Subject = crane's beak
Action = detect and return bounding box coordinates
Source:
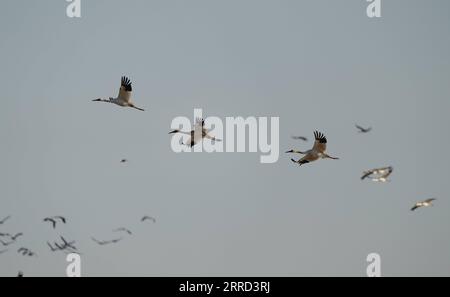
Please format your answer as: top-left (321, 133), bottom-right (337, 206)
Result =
top-left (92, 98), bottom-right (101, 102)
top-left (168, 130), bottom-right (178, 134)
top-left (285, 150), bottom-right (294, 153)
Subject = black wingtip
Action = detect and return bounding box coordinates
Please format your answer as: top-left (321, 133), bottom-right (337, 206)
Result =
top-left (121, 76), bottom-right (132, 92)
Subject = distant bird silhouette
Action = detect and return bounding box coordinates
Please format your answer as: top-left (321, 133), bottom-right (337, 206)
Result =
top-left (355, 124), bottom-right (372, 133)
top-left (10, 233), bottom-right (23, 241)
top-left (0, 216), bottom-right (11, 225)
top-left (17, 271), bottom-right (23, 277)
top-left (47, 236), bottom-right (78, 253)
top-left (113, 228), bottom-right (133, 235)
top-left (43, 216), bottom-right (66, 229)
top-left (411, 198), bottom-right (437, 211)
top-left (17, 248), bottom-right (36, 257)
top-left (291, 136), bottom-right (308, 141)
top-left (141, 216), bottom-right (156, 223)
top-left (91, 237), bottom-right (123, 246)
top-left (361, 166), bottom-right (393, 182)
top-left (287, 131), bottom-right (339, 166)
top-left (120, 159), bottom-right (128, 163)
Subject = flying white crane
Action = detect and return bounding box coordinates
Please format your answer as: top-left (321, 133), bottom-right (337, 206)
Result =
top-left (286, 131), bottom-right (339, 166)
top-left (169, 118), bottom-right (221, 147)
top-left (361, 166), bottom-right (393, 182)
top-left (411, 198), bottom-right (437, 211)
top-left (93, 76), bottom-right (145, 111)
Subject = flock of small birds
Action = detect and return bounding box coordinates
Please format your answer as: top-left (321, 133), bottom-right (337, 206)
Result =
top-left (0, 214), bottom-right (156, 276)
top-left (1, 75), bottom-right (438, 276)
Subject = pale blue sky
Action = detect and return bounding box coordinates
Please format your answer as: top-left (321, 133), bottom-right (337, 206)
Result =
top-left (0, 0), bottom-right (449, 276)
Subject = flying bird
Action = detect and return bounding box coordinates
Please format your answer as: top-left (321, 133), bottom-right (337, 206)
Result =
top-left (286, 131), bottom-right (339, 166)
top-left (93, 76), bottom-right (145, 111)
top-left (10, 233), bottom-right (23, 241)
top-left (361, 166), bottom-right (393, 182)
top-left (141, 216), bottom-right (156, 223)
top-left (291, 136), bottom-right (308, 141)
top-left (0, 216), bottom-right (11, 225)
top-left (60, 236), bottom-right (78, 251)
top-left (411, 198), bottom-right (437, 211)
top-left (49, 238), bottom-right (79, 254)
top-left (355, 124), bottom-right (372, 133)
top-left (17, 248), bottom-right (36, 257)
top-left (120, 159), bottom-right (128, 163)
top-left (169, 118), bottom-right (221, 148)
top-left (113, 228), bottom-right (133, 235)
top-left (43, 216), bottom-right (66, 229)
top-left (91, 237), bottom-right (123, 246)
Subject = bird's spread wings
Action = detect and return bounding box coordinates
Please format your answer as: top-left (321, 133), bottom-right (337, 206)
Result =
top-left (118, 76), bottom-right (132, 102)
top-left (361, 166), bottom-right (393, 180)
top-left (425, 198), bottom-right (436, 203)
top-left (312, 131), bottom-right (327, 153)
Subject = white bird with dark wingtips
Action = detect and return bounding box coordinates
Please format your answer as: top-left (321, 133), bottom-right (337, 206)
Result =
top-left (411, 198), bottom-right (437, 211)
top-left (169, 118), bottom-right (221, 147)
top-left (93, 76), bottom-right (145, 111)
top-left (286, 131), bottom-right (339, 166)
top-left (361, 166), bottom-right (393, 182)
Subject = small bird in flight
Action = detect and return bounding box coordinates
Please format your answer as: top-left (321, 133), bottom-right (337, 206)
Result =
top-left (91, 237), bottom-right (123, 246)
top-left (355, 124), bottom-right (372, 133)
top-left (411, 198), bottom-right (437, 211)
top-left (17, 248), bottom-right (36, 257)
top-left (0, 216), bottom-right (11, 225)
top-left (10, 233), bottom-right (23, 241)
top-left (120, 159), bottom-right (128, 163)
top-left (93, 76), bottom-right (145, 111)
top-left (43, 216), bottom-right (66, 229)
top-left (287, 131), bottom-right (339, 166)
top-left (361, 166), bottom-right (393, 182)
top-left (141, 216), bottom-right (156, 223)
top-left (113, 227), bottom-right (133, 236)
top-left (47, 242), bottom-right (58, 252)
top-left (291, 136), bottom-right (308, 141)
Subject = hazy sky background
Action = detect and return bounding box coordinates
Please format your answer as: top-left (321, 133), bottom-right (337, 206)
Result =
top-left (1, 0), bottom-right (449, 276)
